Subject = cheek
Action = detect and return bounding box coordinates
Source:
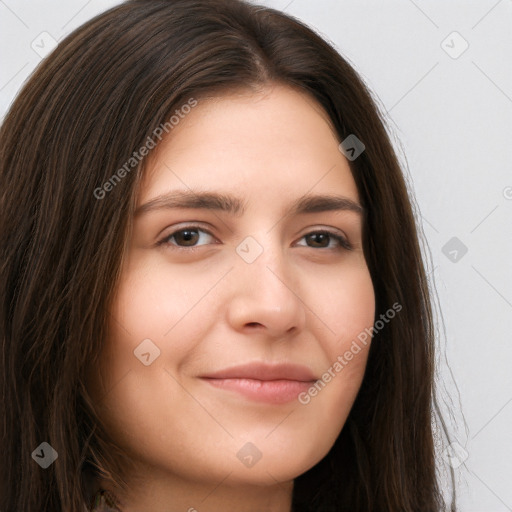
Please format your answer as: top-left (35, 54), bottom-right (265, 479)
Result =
top-left (112, 258), bottom-right (180, 335)
top-left (320, 261), bottom-right (376, 347)
top-left (108, 256), bottom-right (222, 358)
top-left (303, 263), bottom-right (375, 425)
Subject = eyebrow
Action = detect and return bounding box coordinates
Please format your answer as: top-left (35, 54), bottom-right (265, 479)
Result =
top-left (134, 190), bottom-right (363, 218)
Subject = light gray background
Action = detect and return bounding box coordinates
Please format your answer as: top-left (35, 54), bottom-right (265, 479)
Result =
top-left (1, 1), bottom-right (511, 510)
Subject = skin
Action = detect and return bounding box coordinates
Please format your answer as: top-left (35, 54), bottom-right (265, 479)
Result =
top-left (86, 84), bottom-right (375, 512)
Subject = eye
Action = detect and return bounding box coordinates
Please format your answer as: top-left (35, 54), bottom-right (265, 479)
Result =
top-left (156, 226), bottom-right (352, 251)
top-left (296, 230), bottom-right (352, 251)
top-left (157, 225), bottom-right (217, 249)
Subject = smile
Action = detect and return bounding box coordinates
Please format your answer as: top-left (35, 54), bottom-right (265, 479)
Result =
top-left (200, 362), bottom-right (318, 404)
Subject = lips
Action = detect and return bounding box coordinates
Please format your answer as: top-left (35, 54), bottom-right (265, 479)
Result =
top-left (201, 362), bottom-right (318, 381)
top-left (200, 362), bottom-right (318, 404)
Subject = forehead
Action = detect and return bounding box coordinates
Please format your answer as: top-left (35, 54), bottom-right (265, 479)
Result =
top-left (137, 84), bottom-right (359, 208)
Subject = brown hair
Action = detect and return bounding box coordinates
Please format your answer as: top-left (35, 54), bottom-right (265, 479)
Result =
top-left (0, 0), bottom-right (456, 510)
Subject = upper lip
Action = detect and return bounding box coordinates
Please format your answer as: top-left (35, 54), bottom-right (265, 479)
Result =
top-left (200, 362), bottom-right (317, 382)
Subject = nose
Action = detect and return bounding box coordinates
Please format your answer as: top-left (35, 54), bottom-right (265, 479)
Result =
top-left (225, 241), bottom-right (307, 339)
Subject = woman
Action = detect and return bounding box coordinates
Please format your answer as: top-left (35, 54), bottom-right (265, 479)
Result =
top-left (0, 0), bottom-right (457, 510)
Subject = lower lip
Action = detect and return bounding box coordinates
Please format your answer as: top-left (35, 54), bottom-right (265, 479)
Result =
top-left (201, 377), bottom-right (314, 404)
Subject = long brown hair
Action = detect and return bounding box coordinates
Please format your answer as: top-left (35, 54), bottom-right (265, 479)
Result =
top-left (0, 0), bottom-right (457, 510)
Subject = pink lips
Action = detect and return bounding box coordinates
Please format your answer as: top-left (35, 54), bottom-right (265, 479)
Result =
top-left (200, 363), bottom-right (317, 404)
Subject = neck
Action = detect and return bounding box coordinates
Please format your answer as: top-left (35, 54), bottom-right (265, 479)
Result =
top-left (96, 472), bottom-right (294, 512)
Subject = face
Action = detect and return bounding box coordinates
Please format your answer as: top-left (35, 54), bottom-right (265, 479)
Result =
top-left (87, 84), bottom-right (375, 494)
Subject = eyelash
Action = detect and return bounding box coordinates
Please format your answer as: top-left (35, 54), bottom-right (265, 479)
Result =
top-left (156, 225), bottom-right (353, 251)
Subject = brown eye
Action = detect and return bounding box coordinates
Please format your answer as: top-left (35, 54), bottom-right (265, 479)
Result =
top-left (298, 230), bottom-right (352, 251)
top-left (158, 226), bottom-right (216, 248)
top-left (172, 229), bottom-right (200, 246)
top-left (305, 232), bottom-right (330, 248)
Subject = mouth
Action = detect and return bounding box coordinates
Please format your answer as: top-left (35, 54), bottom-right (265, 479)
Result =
top-left (199, 362), bottom-right (317, 404)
